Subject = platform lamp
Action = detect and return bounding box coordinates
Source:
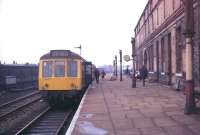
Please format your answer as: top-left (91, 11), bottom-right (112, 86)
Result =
top-left (115, 55), bottom-right (118, 77)
top-left (119, 50), bottom-right (123, 81)
top-left (131, 37), bottom-right (136, 88)
top-left (113, 59), bottom-right (116, 76)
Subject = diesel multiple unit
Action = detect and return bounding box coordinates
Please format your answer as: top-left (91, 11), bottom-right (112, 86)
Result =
top-left (38, 50), bottom-right (94, 104)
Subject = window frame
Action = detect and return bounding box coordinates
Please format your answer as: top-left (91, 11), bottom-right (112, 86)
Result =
top-left (67, 60), bottom-right (78, 77)
top-left (42, 61), bottom-right (53, 78)
top-left (54, 60), bottom-right (65, 77)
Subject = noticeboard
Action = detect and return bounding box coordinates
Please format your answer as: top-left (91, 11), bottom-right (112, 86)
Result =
top-left (5, 76), bottom-right (16, 85)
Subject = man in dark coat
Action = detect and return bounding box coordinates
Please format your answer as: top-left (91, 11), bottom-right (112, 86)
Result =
top-left (139, 65), bottom-right (148, 86)
top-left (101, 70), bottom-right (106, 80)
top-left (94, 68), bottom-right (100, 83)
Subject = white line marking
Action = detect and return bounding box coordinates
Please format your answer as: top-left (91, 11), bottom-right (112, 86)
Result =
top-left (65, 85), bottom-right (90, 135)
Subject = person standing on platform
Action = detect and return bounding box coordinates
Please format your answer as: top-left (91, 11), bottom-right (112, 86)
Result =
top-left (101, 70), bottom-right (106, 80)
top-left (94, 68), bottom-right (100, 84)
top-left (139, 65), bottom-right (148, 86)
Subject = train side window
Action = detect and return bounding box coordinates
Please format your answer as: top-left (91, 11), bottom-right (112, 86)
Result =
top-left (67, 60), bottom-right (77, 77)
top-left (42, 61), bottom-right (53, 77)
top-left (55, 61), bottom-right (65, 77)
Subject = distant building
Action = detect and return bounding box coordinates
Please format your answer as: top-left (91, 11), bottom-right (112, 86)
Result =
top-left (98, 65), bottom-right (113, 73)
top-left (134, 0), bottom-right (200, 89)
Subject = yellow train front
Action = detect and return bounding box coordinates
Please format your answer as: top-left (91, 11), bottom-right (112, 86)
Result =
top-left (38, 50), bottom-right (93, 105)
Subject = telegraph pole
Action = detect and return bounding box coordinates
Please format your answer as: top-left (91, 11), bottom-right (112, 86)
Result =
top-left (115, 55), bottom-right (118, 77)
top-left (182, 0), bottom-right (196, 114)
top-left (119, 50), bottom-right (122, 81)
top-left (131, 37), bottom-right (136, 88)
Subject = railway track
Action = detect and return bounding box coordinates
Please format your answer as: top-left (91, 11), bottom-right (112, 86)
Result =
top-left (0, 91), bottom-right (42, 121)
top-left (15, 107), bottom-right (72, 135)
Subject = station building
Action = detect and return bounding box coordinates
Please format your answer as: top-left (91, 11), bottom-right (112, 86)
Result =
top-left (134, 0), bottom-right (200, 90)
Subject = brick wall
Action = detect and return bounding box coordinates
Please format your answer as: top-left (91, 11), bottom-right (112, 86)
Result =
top-left (134, 0), bottom-right (200, 90)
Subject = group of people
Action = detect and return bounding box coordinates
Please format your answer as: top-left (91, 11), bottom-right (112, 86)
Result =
top-left (93, 65), bottom-right (148, 86)
top-left (127, 65), bottom-right (148, 86)
top-left (94, 69), bottom-right (106, 84)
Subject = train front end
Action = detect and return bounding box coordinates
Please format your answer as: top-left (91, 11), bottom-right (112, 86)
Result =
top-left (38, 50), bottom-right (84, 105)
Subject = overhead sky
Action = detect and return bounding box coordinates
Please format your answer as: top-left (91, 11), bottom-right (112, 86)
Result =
top-left (0, 0), bottom-right (147, 66)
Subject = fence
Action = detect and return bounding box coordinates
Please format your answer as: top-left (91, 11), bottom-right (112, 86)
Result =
top-left (0, 64), bottom-right (38, 92)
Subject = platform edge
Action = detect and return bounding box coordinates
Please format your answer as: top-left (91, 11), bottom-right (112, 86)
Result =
top-left (65, 84), bottom-right (91, 135)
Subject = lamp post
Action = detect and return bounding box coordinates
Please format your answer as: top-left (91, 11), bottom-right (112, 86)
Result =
top-left (181, 0), bottom-right (196, 114)
top-left (115, 55), bottom-right (118, 77)
top-left (131, 37), bottom-right (136, 88)
top-left (113, 59), bottom-right (116, 75)
top-left (119, 50), bottom-right (122, 81)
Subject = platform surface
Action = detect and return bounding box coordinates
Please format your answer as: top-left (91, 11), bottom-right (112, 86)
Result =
top-left (70, 75), bottom-right (200, 135)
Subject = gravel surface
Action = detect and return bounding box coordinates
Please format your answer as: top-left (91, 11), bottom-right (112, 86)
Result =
top-left (0, 99), bottom-right (49, 134)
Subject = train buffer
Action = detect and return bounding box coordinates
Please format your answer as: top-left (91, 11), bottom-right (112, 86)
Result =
top-left (66, 75), bottom-right (200, 135)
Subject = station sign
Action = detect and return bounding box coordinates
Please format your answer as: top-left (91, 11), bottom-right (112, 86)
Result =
top-left (50, 50), bottom-right (71, 57)
top-left (123, 55), bottom-right (131, 62)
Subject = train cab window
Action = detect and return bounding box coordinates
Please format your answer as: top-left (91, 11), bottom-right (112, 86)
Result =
top-left (55, 61), bottom-right (65, 77)
top-left (42, 61), bottom-right (53, 77)
top-left (67, 60), bottom-right (78, 77)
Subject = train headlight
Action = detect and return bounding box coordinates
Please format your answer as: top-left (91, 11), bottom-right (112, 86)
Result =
top-left (45, 83), bottom-right (49, 87)
top-left (43, 83), bottom-right (49, 90)
top-left (71, 83), bottom-right (77, 89)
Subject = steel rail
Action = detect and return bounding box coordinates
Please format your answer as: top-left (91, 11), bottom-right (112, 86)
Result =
top-left (0, 95), bottom-right (42, 120)
top-left (15, 108), bottom-right (72, 135)
top-left (55, 109), bottom-right (72, 135)
top-left (15, 107), bottom-right (51, 135)
top-left (0, 91), bottom-right (40, 109)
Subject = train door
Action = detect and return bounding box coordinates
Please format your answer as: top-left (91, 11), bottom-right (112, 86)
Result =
top-left (84, 62), bottom-right (92, 86)
top-left (81, 61), bottom-right (86, 88)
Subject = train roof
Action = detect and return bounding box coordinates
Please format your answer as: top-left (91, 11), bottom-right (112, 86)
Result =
top-left (40, 50), bottom-right (87, 61)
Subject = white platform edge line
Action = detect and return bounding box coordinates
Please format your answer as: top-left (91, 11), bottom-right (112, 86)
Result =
top-left (65, 85), bottom-right (91, 135)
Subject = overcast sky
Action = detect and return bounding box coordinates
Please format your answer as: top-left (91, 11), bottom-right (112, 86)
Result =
top-left (0, 0), bottom-right (147, 66)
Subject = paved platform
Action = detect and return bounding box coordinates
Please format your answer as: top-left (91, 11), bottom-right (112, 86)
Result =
top-left (68, 76), bottom-right (200, 135)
